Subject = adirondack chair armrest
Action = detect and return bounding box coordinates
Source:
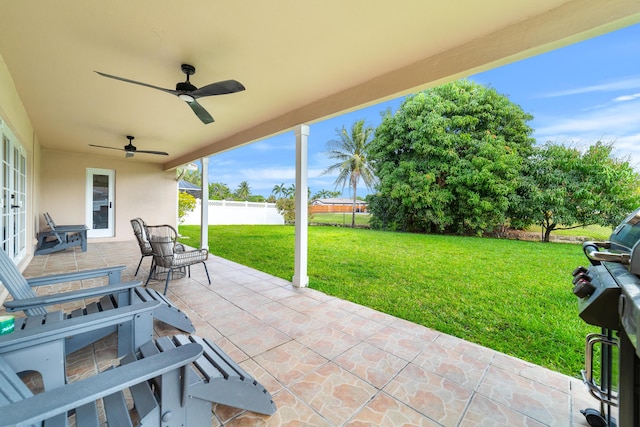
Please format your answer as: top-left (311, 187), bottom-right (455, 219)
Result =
top-left (3, 280), bottom-right (141, 312)
top-left (1, 343), bottom-right (203, 427)
top-left (0, 301), bottom-right (160, 354)
top-left (26, 265), bottom-right (127, 287)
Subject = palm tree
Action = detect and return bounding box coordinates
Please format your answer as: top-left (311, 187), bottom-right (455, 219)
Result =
top-left (282, 184), bottom-right (295, 199)
top-left (234, 181), bottom-right (252, 200)
top-left (272, 183), bottom-right (287, 199)
top-left (322, 119), bottom-right (377, 227)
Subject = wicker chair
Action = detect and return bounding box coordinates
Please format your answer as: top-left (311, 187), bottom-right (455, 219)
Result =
top-left (130, 218), bottom-right (153, 276)
top-left (145, 224), bottom-right (211, 295)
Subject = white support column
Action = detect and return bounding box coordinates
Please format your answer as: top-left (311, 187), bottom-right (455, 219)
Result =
top-left (293, 124), bottom-right (310, 287)
top-left (200, 157), bottom-right (209, 250)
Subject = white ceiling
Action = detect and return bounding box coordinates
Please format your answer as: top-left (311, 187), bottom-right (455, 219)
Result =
top-left (0, 0), bottom-right (638, 170)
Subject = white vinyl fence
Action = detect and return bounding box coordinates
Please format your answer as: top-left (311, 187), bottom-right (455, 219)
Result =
top-left (182, 199), bottom-right (284, 225)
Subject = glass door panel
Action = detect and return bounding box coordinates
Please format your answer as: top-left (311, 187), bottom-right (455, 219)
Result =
top-left (0, 120), bottom-right (27, 261)
top-left (86, 168), bottom-right (114, 238)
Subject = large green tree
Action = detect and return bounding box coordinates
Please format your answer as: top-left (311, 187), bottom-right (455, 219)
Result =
top-left (368, 79), bottom-right (535, 235)
top-left (208, 182), bottom-right (231, 200)
top-left (322, 119), bottom-right (377, 228)
top-left (526, 141), bottom-right (640, 242)
top-left (180, 169), bottom-right (201, 186)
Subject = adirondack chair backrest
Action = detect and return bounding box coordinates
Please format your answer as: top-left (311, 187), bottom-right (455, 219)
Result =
top-left (44, 212), bottom-right (56, 229)
top-left (0, 249), bottom-right (43, 315)
top-left (130, 218), bottom-right (152, 256)
top-left (43, 212), bottom-right (64, 244)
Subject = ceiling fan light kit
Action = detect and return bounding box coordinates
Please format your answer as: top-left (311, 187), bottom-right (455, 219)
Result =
top-left (95, 63), bottom-right (245, 124)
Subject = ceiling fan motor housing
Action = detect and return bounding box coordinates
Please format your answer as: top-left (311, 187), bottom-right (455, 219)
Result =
top-left (176, 81), bottom-right (197, 92)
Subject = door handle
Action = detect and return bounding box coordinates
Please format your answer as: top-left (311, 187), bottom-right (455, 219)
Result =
top-left (109, 201), bottom-right (112, 208)
top-left (10, 194), bottom-right (19, 209)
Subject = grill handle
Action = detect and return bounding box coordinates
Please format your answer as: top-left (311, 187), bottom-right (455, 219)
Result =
top-left (581, 332), bottom-right (619, 407)
top-left (583, 241), bottom-right (630, 265)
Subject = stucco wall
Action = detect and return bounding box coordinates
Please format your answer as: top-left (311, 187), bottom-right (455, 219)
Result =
top-left (0, 54), bottom-right (37, 303)
top-left (40, 150), bottom-right (178, 242)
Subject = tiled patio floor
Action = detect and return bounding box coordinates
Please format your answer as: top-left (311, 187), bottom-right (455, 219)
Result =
top-left (4, 241), bottom-right (602, 426)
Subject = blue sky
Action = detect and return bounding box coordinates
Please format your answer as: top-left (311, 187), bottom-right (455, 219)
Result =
top-left (206, 23), bottom-right (640, 198)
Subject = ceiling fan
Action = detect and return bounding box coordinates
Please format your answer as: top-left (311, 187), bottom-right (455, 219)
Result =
top-left (95, 64), bottom-right (245, 124)
top-left (89, 135), bottom-right (168, 158)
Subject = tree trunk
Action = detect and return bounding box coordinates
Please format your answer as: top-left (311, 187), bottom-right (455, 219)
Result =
top-left (543, 223), bottom-right (556, 243)
top-left (351, 183), bottom-right (358, 228)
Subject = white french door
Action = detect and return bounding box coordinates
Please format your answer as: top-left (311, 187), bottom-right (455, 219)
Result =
top-left (86, 168), bottom-right (115, 238)
top-left (0, 119), bottom-right (26, 261)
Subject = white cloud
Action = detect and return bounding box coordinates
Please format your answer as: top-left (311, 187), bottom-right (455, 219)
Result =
top-left (539, 77), bottom-right (640, 98)
top-left (613, 93), bottom-right (640, 102)
top-left (534, 99), bottom-right (640, 170)
top-left (536, 98), bottom-right (640, 137)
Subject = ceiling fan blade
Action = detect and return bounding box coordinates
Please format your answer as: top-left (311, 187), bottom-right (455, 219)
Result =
top-left (135, 150), bottom-right (169, 156)
top-left (89, 144), bottom-right (125, 151)
top-left (190, 79), bottom-right (245, 98)
top-left (95, 71), bottom-right (178, 96)
top-left (186, 99), bottom-right (214, 124)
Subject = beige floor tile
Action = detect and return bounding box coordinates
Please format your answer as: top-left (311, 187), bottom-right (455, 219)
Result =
top-left (477, 365), bottom-right (572, 426)
top-left (333, 341), bottom-right (409, 389)
top-left (346, 392), bottom-right (441, 426)
top-left (289, 362), bottom-right (377, 425)
top-left (227, 323), bottom-right (291, 357)
top-left (383, 363), bottom-right (474, 426)
top-left (413, 341), bottom-right (489, 390)
top-left (459, 393), bottom-right (546, 426)
top-left (253, 340), bottom-right (328, 385)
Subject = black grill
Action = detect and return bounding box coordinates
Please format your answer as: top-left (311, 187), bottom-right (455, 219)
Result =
top-left (573, 207), bottom-right (640, 427)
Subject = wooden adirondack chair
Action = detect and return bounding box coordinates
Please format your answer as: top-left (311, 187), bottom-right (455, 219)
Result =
top-left (0, 342), bottom-right (204, 427)
top-left (35, 212), bottom-right (88, 255)
top-left (0, 248), bottom-right (195, 356)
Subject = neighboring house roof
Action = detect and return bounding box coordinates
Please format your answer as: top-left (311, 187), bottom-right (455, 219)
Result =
top-left (178, 180), bottom-right (200, 191)
top-left (179, 180), bottom-right (202, 198)
top-left (312, 198), bottom-right (367, 205)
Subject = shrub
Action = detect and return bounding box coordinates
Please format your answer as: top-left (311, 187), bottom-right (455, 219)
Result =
top-left (178, 192), bottom-right (197, 223)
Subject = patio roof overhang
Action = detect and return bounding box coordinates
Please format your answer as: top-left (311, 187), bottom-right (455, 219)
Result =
top-left (0, 1), bottom-right (638, 170)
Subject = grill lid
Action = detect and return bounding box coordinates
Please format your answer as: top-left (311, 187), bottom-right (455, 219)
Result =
top-left (584, 207), bottom-right (640, 274)
top-left (610, 208), bottom-right (640, 252)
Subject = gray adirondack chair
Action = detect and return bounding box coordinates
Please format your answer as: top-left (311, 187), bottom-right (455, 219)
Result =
top-left (0, 249), bottom-right (195, 356)
top-left (0, 342), bottom-right (204, 427)
top-left (138, 334), bottom-right (277, 415)
top-left (0, 301), bottom-right (159, 390)
top-left (0, 305), bottom-right (275, 420)
top-left (35, 212), bottom-right (88, 255)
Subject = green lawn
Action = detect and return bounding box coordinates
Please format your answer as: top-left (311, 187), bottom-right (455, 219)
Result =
top-left (310, 212), bottom-right (371, 226)
top-left (526, 224), bottom-right (613, 241)
top-left (179, 224), bottom-right (596, 378)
